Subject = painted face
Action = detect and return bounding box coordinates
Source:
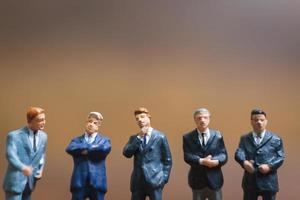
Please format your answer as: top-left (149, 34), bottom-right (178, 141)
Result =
top-left (194, 112), bottom-right (210, 132)
top-left (251, 114), bottom-right (267, 133)
top-left (29, 113), bottom-right (46, 131)
top-left (85, 117), bottom-right (101, 135)
top-left (135, 113), bottom-right (151, 128)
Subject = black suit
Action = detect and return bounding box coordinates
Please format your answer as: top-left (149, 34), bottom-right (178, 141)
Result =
top-left (235, 131), bottom-right (285, 200)
top-left (123, 129), bottom-right (172, 200)
top-left (183, 129), bottom-right (227, 191)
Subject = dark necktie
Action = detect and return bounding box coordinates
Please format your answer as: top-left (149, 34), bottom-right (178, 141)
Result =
top-left (201, 133), bottom-right (205, 146)
top-left (33, 131), bottom-right (37, 152)
top-left (142, 134), bottom-right (147, 148)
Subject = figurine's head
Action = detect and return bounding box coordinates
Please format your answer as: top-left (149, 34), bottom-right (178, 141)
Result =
top-left (193, 108), bottom-right (211, 132)
top-left (134, 107), bottom-right (151, 129)
top-left (251, 108), bottom-right (267, 134)
top-left (27, 107), bottom-right (46, 131)
top-left (85, 112), bottom-right (103, 135)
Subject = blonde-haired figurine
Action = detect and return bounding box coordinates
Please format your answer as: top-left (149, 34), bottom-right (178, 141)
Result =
top-left (66, 111), bottom-right (111, 200)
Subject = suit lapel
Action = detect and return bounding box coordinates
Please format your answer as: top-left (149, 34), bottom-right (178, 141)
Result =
top-left (246, 132), bottom-right (257, 147)
top-left (22, 127), bottom-right (33, 154)
top-left (143, 129), bottom-right (157, 152)
top-left (191, 129), bottom-right (201, 147)
top-left (93, 133), bottom-right (103, 145)
top-left (36, 130), bottom-right (44, 152)
top-left (257, 131), bottom-right (273, 148)
top-left (204, 129), bottom-right (216, 150)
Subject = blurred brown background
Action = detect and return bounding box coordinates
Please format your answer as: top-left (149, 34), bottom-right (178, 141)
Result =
top-left (0, 1), bottom-right (299, 199)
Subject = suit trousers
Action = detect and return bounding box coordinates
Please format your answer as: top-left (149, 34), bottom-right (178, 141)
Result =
top-left (192, 187), bottom-right (222, 200)
top-left (131, 188), bottom-right (162, 200)
top-left (71, 187), bottom-right (105, 200)
top-left (5, 182), bottom-right (32, 200)
top-left (243, 189), bottom-right (276, 200)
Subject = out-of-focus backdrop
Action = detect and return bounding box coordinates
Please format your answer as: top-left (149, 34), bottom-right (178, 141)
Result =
top-left (1, 1), bottom-right (299, 199)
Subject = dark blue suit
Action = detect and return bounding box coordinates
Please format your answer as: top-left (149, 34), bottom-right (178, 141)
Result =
top-left (183, 129), bottom-right (227, 190)
top-left (123, 129), bottom-right (172, 200)
top-left (235, 131), bottom-right (285, 200)
top-left (66, 133), bottom-right (111, 200)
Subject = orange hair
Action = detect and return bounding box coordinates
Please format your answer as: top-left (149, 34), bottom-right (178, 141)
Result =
top-left (27, 107), bottom-right (45, 123)
top-left (134, 107), bottom-right (151, 118)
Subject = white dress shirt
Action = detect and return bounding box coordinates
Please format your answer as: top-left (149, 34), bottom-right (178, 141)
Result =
top-left (252, 130), bottom-right (266, 145)
top-left (28, 128), bottom-right (45, 167)
top-left (197, 129), bottom-right (210, 146)
top-left (28, 128), bottom-right (39, 150)
top-left (84, 132), bottom-right (98, 144)
top-left (137, 127), bottom-right (153, 144)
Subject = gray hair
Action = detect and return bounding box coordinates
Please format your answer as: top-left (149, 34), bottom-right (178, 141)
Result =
top-left (88, 111), bottom-right (103, 121)
top-left (193, 108), bottom-right (211, 117)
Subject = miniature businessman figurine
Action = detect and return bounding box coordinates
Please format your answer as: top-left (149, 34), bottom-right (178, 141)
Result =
top-left (183, 108), bottom-right (228, 200)
top-left (235, 109), bottom-right (285, 200)
top-left (123, 107), bottom-right (172, 200)
top-left (3, 107), bottom-right (48, 200)
top-left (66, 112), bottom-right (111, 200)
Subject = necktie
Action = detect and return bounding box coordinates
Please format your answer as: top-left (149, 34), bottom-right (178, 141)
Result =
top-left (33, 131), bottom-right (37, 152)
top-left (256, 134), bottom-right (261, 145)
top-left (201, 133), bottom-right (205, 146)
top-left (142, 134), bottom-right (147, 148)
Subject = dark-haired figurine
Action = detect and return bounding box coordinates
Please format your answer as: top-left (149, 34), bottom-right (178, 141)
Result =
top-left (183, 108), bottom-right (227, 200)
top-left (3, 107), bottom-right (48, 200)
top-left (66, 112), bottom-right (111, 200)
top-left (123, 107), bottom-right (172, 200)
top-left (235, 109), bottom-right (285, 200)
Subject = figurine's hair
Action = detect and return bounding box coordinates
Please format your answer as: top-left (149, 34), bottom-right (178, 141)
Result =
top-left (134, 107), bottom-right (151, 118)
top-left (27, 107), bottom-right (45, 123)
top-left (193, 108), bottom-right (211, 118)
top-left (88, 111), bottom-right (103, 121)
top-left (251, 108), bottom-right (267, 119)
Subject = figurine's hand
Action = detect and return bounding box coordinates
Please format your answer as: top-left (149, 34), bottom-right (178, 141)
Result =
top-left (138, 127), bottom-right (148, 137)
top-left (35, 170), bottom-right (43, 179)
top-left (81, 150), bottom-right (88, 155)
top-left (201, 155), bottom-right (219, 168)
top-left (243, 160), bottom-right (255, 174)
top-left (258, 164), bottom-right (271, 174)
top-left (205, 159), bottom-right (219, 168)
top-left (22, 165), bottom-right (33, 176)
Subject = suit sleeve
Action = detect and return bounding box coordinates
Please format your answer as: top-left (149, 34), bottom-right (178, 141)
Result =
top-left (123, 135), bottom-right (142, 158)
top-left (183, 135), bottom-right (201, 167)
top-left (88, 138), bottom-right (111, 159)
top-left (268, 137), bottom-right (285, 171)
top-left (235, 136), bottom-right (247, 168)
top-left (212, 133), bottom-right (228, 167)
top-left (161, 135), bottom-right (172, 183)
top-left (6, 133), bottom-right (25, 171)
top-left (66, 138), bottom-right (89, 156)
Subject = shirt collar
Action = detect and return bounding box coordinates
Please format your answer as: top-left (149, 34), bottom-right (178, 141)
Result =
top-left (28, 128), bottom-right (38, 136)
top-left (196, 128), bottom-right (210, 137)
top-left (252, 130), bottom-right (266, 138)
top-left (147, 127), bottom-right (153, 136)
top-left (85, 132), bottom-right (98, 139)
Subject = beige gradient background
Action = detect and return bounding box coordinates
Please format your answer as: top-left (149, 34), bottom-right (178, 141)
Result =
top-left (0, 1), bottom-right (299, 199)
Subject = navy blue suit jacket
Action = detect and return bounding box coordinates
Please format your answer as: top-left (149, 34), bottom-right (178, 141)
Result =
top-left (183, 129), bottom-right (227, 190)
top-left (123, 129), bottom-right (172, 191)
top-left (235, 130), bottom-right (285, 192)
top-left (66, 133), bottom-right (111, 193)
